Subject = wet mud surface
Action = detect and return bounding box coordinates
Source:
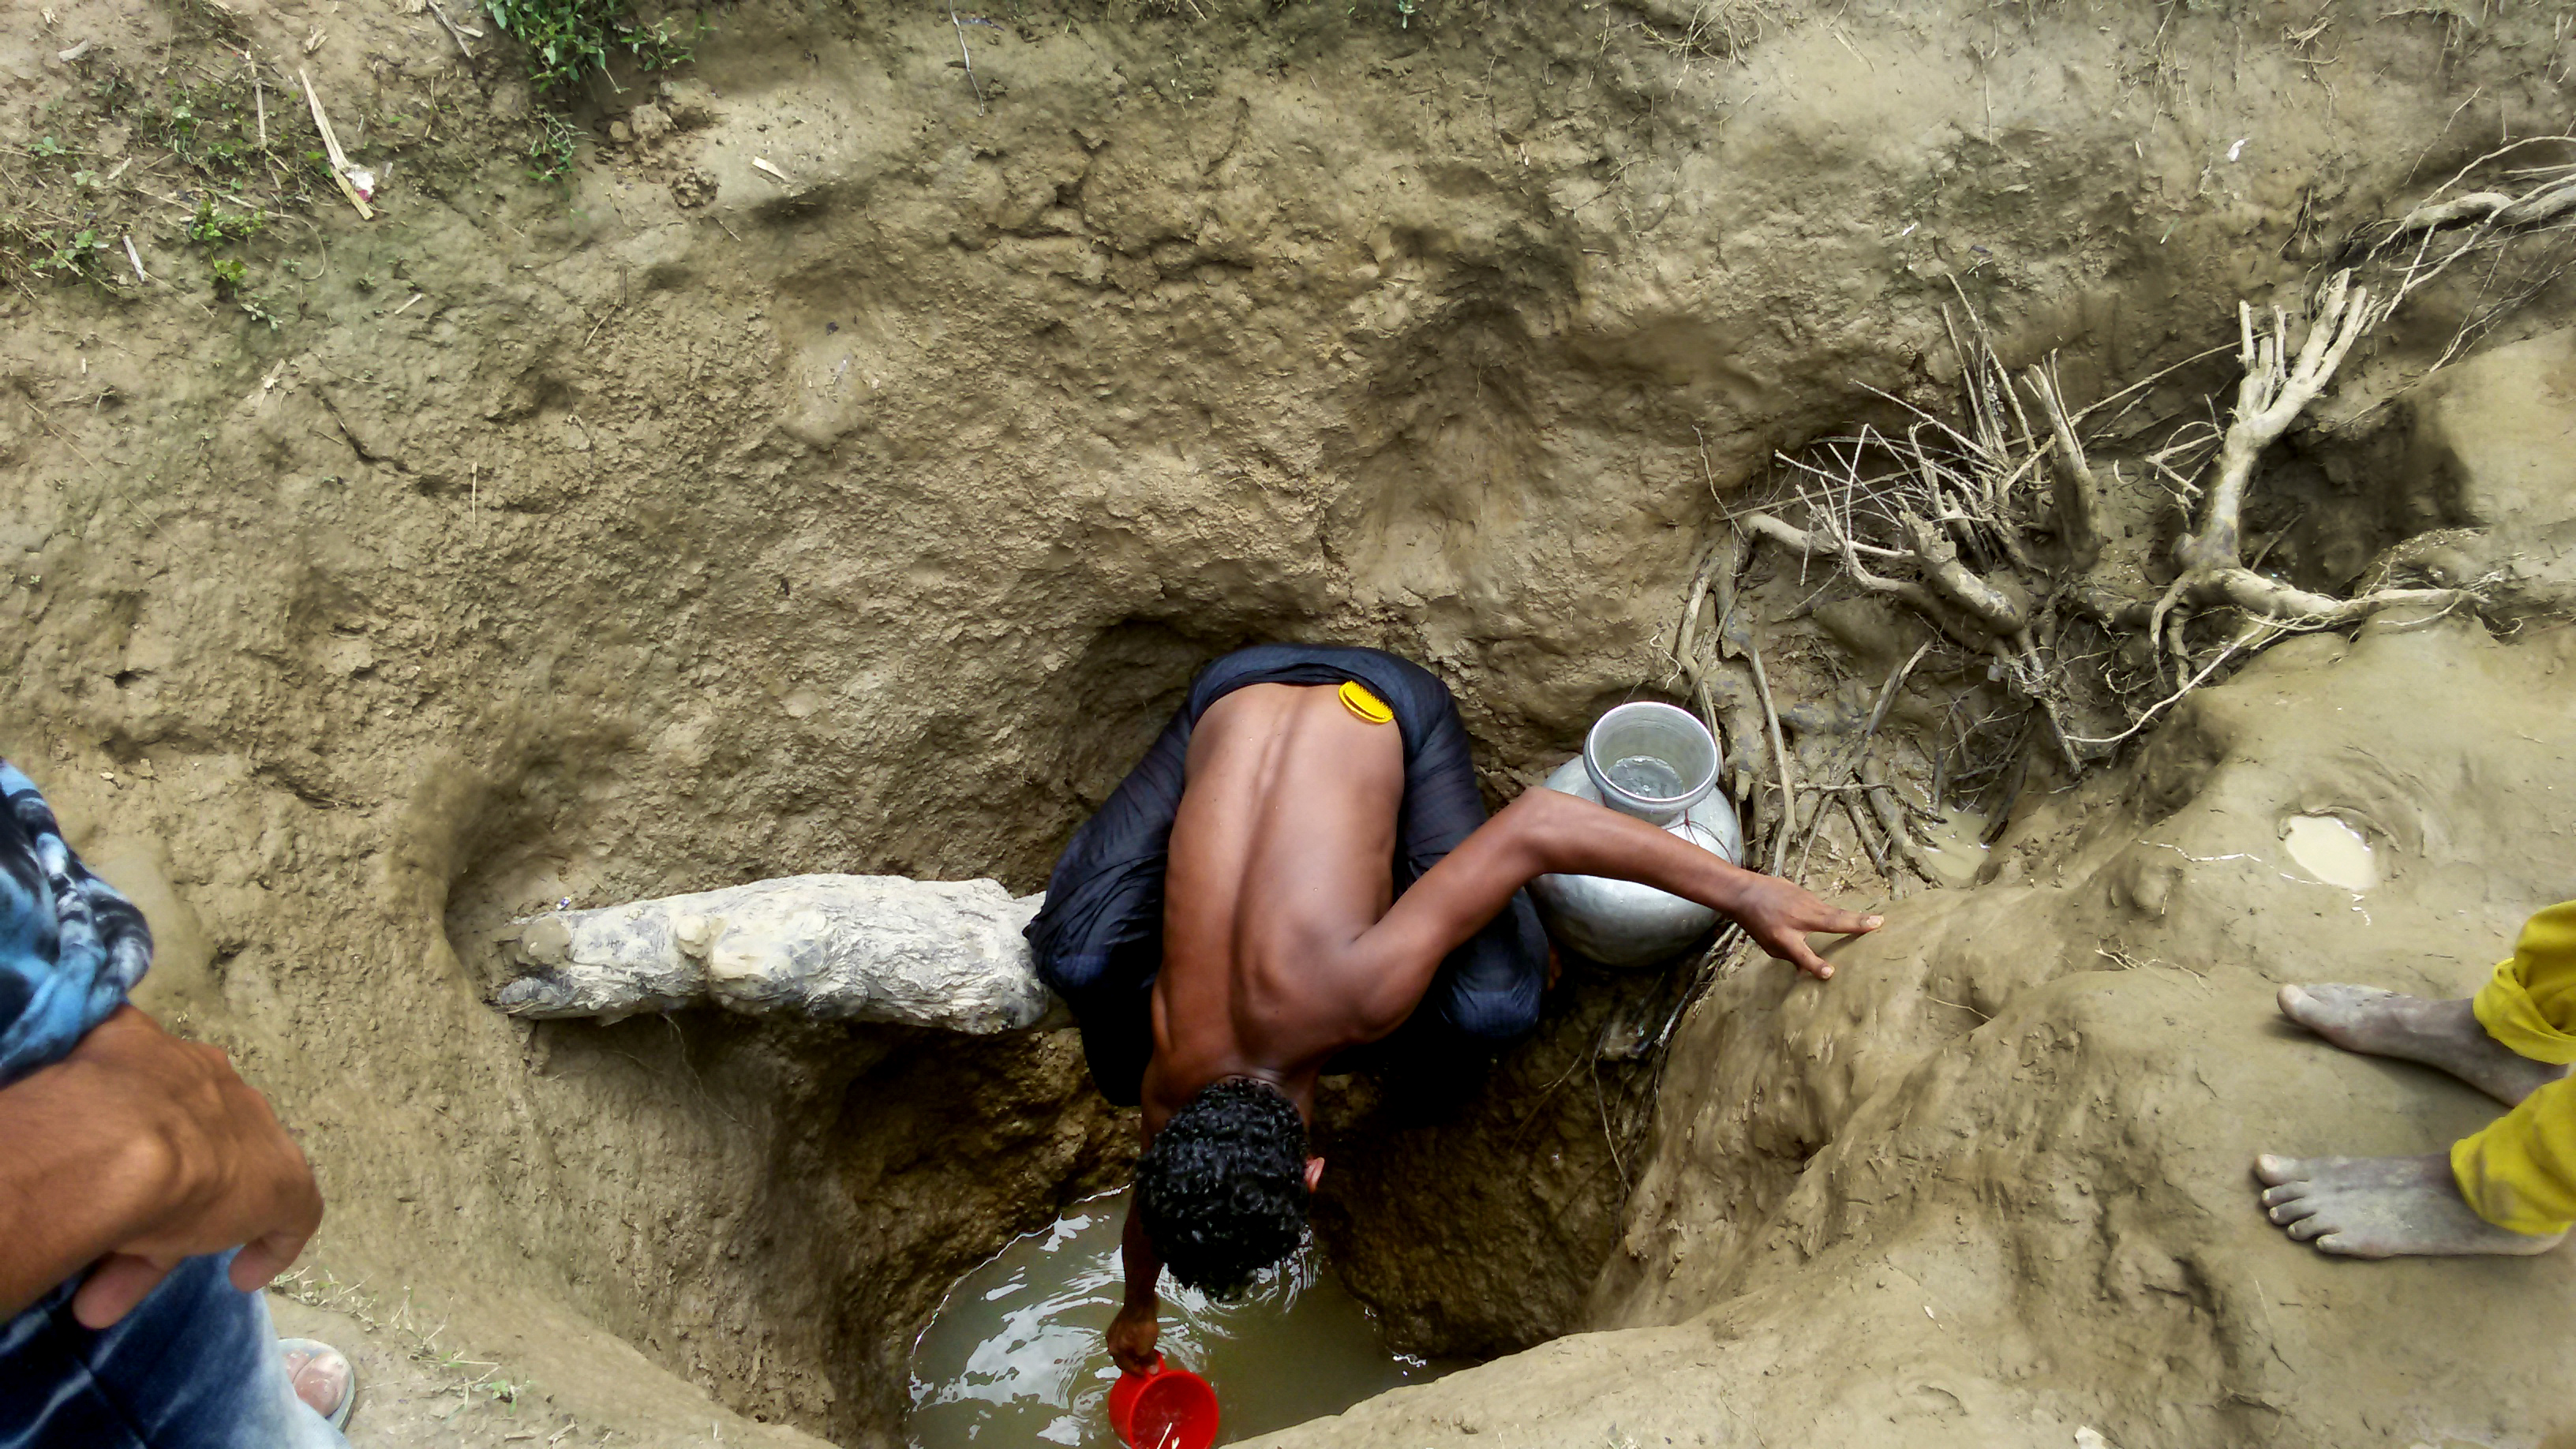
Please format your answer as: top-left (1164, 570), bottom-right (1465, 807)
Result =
top-left (907, 1193), bottom-right (1447, 1448)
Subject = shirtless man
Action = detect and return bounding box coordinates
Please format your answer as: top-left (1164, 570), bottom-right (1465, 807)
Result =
top-left (1023, 645), bottom-right (1879, 1371)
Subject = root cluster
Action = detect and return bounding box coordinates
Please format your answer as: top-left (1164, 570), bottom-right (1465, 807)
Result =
top-left (1663, 155), bottom-right (2576, 897)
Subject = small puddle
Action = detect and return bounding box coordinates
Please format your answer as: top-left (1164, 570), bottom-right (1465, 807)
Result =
top-left (1913, 809), bottom-right (1990, 888)
top-left (2282, 814), bottom-right (2379, 893)
top-left (908, 1192), bottom-right (1452, 1447)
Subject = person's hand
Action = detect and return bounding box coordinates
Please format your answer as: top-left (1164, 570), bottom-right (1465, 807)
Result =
top-left (56, 1006), bottom-right (324, 1328)
top-left (1106, 1300), bottom-right (1161, 1376)
top-left (1724, 875), bottom-right (1881, 980)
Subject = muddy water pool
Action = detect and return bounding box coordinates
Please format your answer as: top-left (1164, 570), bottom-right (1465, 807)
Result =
top-left (908, 1192), bottom-right (1451, 1447)
top-left (2282, 814), bottom-right (2379, 893)
top-left (1913, 809), bottom-right (1991, 888)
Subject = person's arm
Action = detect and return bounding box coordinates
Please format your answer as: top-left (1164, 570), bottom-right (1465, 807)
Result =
top-left (0, 1005), bottom-right (323, 1326)
top-left (1345, 787), bottom-right (1881, 1028)
top-left (1104, 1102), bottom-right (1168, 1373)
top-left (1104, 1194), bottom-right (1163, 1374)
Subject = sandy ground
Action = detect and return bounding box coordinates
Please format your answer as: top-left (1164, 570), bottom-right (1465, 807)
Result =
top-left (6, 0), bottom-right (2576, 1443)
top-left (265, 1286), bottom-right (826, 1447)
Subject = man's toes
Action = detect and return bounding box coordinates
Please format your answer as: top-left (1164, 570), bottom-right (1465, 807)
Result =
top-left (2278, 983), bottom-right (2390, 1033)
top-left (2277, 983), bottom-right (2316, 1023)
top-left (2253, 1153), bottom-right (2310, 1186)
top-left (2265, 1191), bottom-right (2320, 1226)
top-left (2285, 1213), bottom-right (2339, 1242)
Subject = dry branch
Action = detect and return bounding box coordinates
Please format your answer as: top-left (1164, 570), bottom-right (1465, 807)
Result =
top-left (2175, 271), bottom-right (2373, 576)
top-left (1898, 512), bottom-right (2026, 638)
top-left (2024, 361), bottom-right (2102, 568)
top-left (1671, 532), bottom-right (1773, 823)
top-left (1859, 754), bottom-right (1938, 884)
top-left (1690, 163), bottom-right (2561, 887)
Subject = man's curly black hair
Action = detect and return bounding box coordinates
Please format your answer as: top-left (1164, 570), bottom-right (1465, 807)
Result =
top-left (1134, 1077), bottom-right (1309, 1298)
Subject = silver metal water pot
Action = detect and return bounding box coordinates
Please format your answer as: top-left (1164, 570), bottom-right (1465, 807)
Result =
top-left (1529, 701), bottom-right (1743, 968)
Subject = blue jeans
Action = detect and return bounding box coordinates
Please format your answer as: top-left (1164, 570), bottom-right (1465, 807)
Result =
top-left (0, 1252), bottom-right (347, 1448)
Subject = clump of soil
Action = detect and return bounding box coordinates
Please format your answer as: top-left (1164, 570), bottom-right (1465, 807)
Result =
top-left (4, 0), bottom-right (2574, 1444)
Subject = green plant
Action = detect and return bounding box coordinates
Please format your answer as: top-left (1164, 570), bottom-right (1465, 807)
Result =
top-left (40, 228), bottom-right (111, 278)
top-left (207, 256), bottom-right (246, 296)
top-left (125, 77), bottom-right (319, 207)
top-left (236, 290), bottom-right (287, 330)
top-left (0, 220), bottom-right (109, 289)
top-left (185, 197), bottom-right (268, 245)
top-left (29, 135), bottom-right (69, 159)
top-left (1344, 0), bottom-right (1423, 24)
top-left (525, 111), bottom-right (580, 187)
top-left (481, 0), bottom-right (696, 94)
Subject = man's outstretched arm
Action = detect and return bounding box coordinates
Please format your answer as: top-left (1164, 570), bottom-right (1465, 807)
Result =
top-left (1105, 1194), bottom-right (1164, 1375)
top-left (1347, 786), bottom-right (1880, 1027)
top-left (0, 1006), bottom-right (323, 1325)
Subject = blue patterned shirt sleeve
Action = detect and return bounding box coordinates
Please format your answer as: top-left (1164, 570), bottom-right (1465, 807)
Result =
top-left (0, 762), bottom-right (153, 1087)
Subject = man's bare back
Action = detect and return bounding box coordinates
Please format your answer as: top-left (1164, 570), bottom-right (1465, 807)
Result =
top-left (1105, 677), bottom-right (1881, 1371)
top-left (1146, 683), bottom-right (1411, 1124)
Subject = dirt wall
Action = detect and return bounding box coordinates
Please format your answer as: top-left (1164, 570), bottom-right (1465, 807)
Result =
top-left (6, 0), bottom-right (2574, 1443)
top-left (1251, 609), bottom-right (2576, 1449)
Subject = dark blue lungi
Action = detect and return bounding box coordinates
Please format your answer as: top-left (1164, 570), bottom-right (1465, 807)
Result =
top-left (1024, 644), bottom-right (1548, 1106)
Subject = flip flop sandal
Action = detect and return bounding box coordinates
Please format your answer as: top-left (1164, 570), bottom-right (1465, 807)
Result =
top-left (278, 1337), bottom-right (356, 1432)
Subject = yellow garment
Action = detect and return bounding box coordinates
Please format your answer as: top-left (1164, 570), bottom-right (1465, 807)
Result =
top-left (2451, 900), bottom-right (2576, 1236)
top-left (1338, 680), bottom-right (1394, 725)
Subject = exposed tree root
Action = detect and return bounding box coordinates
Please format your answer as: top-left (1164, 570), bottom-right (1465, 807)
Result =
top-left (1672, 157), bottom-right (2574, 889)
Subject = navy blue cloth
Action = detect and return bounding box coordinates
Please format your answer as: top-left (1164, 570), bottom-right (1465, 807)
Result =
top-left (0, 762), bottom-right (153, 1088)
top-left (1024, 644), bottom-right (1548, 1106)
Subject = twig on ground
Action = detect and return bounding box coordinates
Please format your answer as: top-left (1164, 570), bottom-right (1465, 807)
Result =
top-left (299, 69), bottom-right (374, 219)
top-left (2024, 358), bottom-right (2102, 567)
top-left (424, 0), bottom-right (481, 62)
top-left (1744, 627), bottom-right (1795, 878)
top-left (946, 0), bottom-right (987, 114)
top-left (1860, 754), bottom-right (1939, 883)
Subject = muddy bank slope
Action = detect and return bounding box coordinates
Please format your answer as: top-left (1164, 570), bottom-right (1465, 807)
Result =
top-left (1254, 585), bottom-right (2576, 1438)
top-left (1252, 341), bottom-right (2576, 1446)
top-left (4, 0), bottom-right (2574, 1443)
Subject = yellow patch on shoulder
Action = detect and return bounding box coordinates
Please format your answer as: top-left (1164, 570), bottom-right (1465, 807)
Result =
top-left (1338, 680), bottom-right (1394, 725)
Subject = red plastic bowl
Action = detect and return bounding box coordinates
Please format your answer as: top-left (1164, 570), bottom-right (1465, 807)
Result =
top-left (1107, 1354), bottom-right (1220, 1449)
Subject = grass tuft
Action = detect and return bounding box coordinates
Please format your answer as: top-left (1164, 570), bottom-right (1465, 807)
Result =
top-left (481, 0), bottom-right (698, 94)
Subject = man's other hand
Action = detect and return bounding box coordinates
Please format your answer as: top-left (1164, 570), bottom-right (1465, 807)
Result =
top-left (1728, 875), bottom-right (1881, 980)
top-left (1106, 1300), bottom-right (1161, 1376)
top-left (56, 1006), bottom-right (324, 1328)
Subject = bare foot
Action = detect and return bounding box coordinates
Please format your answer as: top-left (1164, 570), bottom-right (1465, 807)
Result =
top-left (2276, 984), bottom-right (2569, 1105)
top-left (281, 1339), bottom-right (354, 1425)
top-left (2254, 1153), bottom-right (2567, 1257)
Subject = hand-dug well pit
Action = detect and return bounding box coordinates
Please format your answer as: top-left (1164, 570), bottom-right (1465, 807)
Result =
top-left (907, 1191), bottom-right (1453, 1448)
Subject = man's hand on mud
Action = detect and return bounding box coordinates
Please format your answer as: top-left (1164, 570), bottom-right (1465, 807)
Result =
top-left (60, 1006), bottom-right (324, 1328)
top-left (1725, 876), bottom-right (1881, 980)
top-left (1106, 1300), bottom-right (1162, 1376)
